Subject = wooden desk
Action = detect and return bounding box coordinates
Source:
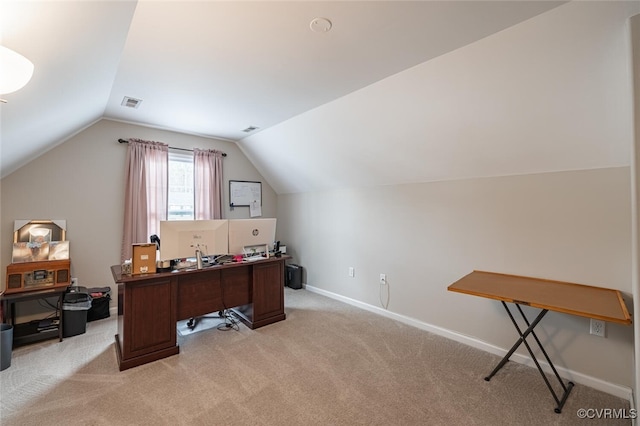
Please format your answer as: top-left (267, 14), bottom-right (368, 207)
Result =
top-left (111, 256), bottom-right (287, 371)
top-left (448, 270), bottom-right (632, 413)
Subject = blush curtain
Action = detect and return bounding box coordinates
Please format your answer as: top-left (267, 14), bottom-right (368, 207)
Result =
top-left (121, 139), bottom-right (168, 261)
top-left (193, 148), bottom-right (224, 220)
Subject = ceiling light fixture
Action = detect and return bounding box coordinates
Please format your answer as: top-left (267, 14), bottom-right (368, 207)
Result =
top-left (310, 17), bottom-right (332, 33)
top-left (0, 45), bottom-right (34, 103)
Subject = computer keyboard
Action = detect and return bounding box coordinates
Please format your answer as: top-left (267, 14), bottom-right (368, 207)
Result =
top-left (213, 254), bottom-right (234, 264)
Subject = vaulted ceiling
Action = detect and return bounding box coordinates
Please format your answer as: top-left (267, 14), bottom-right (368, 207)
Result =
top-left (0, 0), bottom-right (572, 186)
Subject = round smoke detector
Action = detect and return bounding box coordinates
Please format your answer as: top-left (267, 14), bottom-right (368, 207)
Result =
top-left (310, 17), bottom-right (332, 33)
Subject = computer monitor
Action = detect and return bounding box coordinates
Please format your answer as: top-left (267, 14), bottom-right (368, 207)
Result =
top-left (228, 218), bottom-right (277, 256)
top-left (159, 220), bottom-right (229, 261)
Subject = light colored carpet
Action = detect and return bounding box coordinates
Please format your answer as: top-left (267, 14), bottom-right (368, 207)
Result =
top-left (0, 288), bottom-right (632, 425)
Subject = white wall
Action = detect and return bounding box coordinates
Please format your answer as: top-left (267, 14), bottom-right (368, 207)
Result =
top-left (0, 119), bottom-right (277, 315)
top-left (278, 167), bottom-right (633, 391)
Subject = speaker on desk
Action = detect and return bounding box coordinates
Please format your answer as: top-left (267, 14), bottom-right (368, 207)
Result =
top-left (7, 273), bottom-right (21, 290)
top-left (56, 268), bottom-right (69, 284)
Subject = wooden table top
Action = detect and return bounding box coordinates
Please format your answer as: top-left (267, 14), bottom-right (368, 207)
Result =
top-left (448, 270), bottom-right (632, 325)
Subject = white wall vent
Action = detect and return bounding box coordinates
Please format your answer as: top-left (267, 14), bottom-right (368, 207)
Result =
top-left (121, 96), bottom-right (142, 109)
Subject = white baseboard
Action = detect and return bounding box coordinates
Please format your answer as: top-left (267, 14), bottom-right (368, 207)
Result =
top-left (303, 284), bottom-right (634, 403)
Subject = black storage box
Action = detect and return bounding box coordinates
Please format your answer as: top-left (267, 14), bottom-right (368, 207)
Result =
top-left (86, 287), bottom-right (111, 322)
top-left (62, 287), bottom-right (92, 337)
top-left (286, 264), bottom-right (303, 290)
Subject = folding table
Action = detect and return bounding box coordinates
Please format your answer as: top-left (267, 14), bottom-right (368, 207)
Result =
top-left (448, 270), bottom-right (632, 413)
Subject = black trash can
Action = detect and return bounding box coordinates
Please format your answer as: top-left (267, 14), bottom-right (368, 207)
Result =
top-left (286, 264), bottom-right (303, 290)
top-left (86, 287), bottom-right (111, 322)
top-left (63, 287), bottom-right (92, 337)
top-left (0, 324), bottom-right (13, 371)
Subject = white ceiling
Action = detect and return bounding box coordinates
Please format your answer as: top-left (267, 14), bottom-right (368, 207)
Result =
top-left (0, 0), bottom-right (567, 181)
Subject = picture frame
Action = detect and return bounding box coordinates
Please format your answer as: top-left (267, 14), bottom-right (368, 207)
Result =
top-left (12, 242), bottom-right (50, 263)
top-left (13, 219), bottom-right (66, 243)
top-left (48, 241), bottom-right (70, 260)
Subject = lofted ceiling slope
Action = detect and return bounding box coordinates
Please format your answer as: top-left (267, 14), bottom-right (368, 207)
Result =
top-left (0, 0), bottom-right (568, 182)
top-left (240, 1), bottom-right (638, 194)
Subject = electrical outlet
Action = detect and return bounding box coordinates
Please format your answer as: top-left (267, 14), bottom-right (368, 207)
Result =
top-left (348, 267), bottom-right (355, 278)
top-left (590, 319), bottom-right (606, 337)
top-left (379, 274), bottom-right (386, 284)
top-left (71, 277), bottom-right (78, 286)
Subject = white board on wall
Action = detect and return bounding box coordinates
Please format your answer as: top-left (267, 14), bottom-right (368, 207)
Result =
top-left (230, 180), bottom-right (261, 207)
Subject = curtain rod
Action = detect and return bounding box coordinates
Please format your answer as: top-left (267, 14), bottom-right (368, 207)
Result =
top-left (118, 138), bottom-right (227, 156)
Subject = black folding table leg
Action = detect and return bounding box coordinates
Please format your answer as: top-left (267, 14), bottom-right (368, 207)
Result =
top-left (484, 304), bottom-right (547, 381)
top-left (484, 302), bottom-right (574, 413)
top-left (513, 304), bottom-right (574, 413)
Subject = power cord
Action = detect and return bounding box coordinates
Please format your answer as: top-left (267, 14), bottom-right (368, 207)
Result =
top-left (30, 300), bottom-right (60, 330)
top-left (38, 298), bottom-right (60, 311)
top-left (217, 280), bottom-right (239, 331)
top-left (216, 309), bottom-right (239, 331)
top-left (379, 278), bottom-right (390, 310)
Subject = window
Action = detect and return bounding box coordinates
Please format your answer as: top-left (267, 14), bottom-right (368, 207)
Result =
top-left (122, 139), bottom-right (223, 262)
top-left (167, 151), bottom-right (194, 220)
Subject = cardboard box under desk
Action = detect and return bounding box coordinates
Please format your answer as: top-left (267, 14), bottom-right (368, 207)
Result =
top-left (132, 243), bottom-right (156, 275)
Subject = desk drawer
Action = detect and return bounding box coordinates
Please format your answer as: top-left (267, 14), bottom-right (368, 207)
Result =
top-left (177, 270), bottom-right (222, 320)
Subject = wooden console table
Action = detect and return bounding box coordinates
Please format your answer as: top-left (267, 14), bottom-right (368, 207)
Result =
top-left (111, 256), bottom-right (287, 371)
top-left (448, 270), bottom-right (631, 413)
top-left (1, 287), bottom-right (66, 346)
